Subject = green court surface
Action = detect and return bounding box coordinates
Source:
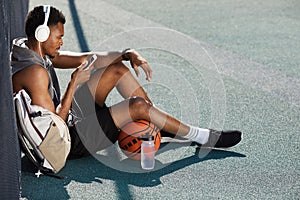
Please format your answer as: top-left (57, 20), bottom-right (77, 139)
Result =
top-left (21, 0), bottom-right (299, 199)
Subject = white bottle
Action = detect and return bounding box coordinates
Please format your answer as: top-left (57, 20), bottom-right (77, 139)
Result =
top-left (141, 135), bottom-right (155, 170)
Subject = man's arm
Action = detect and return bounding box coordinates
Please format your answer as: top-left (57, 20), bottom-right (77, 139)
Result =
top-left (15, 65), bottom-right (56, 113)
top-left (14, 64), bottom-right (92, 121)
top-left (51, 51), bottom-right (123, 69)
top-left (51, 49), bottom-right (152, 81)
top-left (55, 64), bottom-right (92, 120)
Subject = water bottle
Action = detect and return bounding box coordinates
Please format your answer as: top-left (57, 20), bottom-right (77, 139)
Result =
top-left (140, 135), bottom-right (155, 170)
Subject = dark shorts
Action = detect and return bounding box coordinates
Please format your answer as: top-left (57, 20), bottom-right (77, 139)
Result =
top-left (68, 83), bottom-right (120, 159)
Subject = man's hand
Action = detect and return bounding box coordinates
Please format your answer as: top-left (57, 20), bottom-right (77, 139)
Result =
top-left (126, 50), bottom-right (152, 81)
top-left (56, 61), bottom-right (94, 120)
top-left (71, 61), bottom-right (94, 86)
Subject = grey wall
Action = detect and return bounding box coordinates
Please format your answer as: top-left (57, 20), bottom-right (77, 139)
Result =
top-left (0, 0), bottom-right (28, 199)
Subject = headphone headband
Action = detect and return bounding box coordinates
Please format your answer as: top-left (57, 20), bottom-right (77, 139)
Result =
top-left (43, 5), bottom-right (50, 26)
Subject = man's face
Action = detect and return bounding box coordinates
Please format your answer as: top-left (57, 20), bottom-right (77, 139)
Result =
top-left (43, 22), bottom-right (64, 58)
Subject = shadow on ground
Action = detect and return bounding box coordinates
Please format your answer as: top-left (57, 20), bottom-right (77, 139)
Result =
top-left (20, 145), bottom-right (246, 199)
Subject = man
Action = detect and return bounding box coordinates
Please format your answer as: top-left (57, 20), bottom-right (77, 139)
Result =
top-left (11, 5), bottom-right (242, 159)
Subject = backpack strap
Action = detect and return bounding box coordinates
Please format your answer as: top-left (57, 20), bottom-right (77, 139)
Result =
top-left (19, 91), bottom-right (44, 141)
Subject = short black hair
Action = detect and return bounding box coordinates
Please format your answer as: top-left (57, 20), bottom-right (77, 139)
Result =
top-left (25, 5), bottom-right (66, 39)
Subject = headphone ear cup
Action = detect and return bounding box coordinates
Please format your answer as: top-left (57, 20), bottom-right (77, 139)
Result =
top-left (35, 24), bottom-right (50, 42)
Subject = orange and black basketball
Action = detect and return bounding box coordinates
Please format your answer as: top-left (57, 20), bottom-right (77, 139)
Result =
top-left (118, 120), bottom-right (161, 160)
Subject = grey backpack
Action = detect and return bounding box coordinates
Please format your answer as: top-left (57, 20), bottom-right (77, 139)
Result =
top-left (14, 89), bottom-right (71, 178)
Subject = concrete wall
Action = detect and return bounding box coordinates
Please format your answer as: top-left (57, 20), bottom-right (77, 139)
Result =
top-left (0, 0), bottom-right (28, 199)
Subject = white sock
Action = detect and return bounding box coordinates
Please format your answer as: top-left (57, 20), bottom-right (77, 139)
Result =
top-left (183, 126), bottom-right (209, 144)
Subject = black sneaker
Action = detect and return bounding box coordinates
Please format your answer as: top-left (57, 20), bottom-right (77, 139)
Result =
top-left (201, 129), bottom-right (242, 148)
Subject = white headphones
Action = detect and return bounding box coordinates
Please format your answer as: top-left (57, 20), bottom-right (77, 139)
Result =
top-left (35, 5), bottom-right (51, 42)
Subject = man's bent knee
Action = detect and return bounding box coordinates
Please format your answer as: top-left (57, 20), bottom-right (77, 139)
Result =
top-left (129, 96), bottom-right (151, 119)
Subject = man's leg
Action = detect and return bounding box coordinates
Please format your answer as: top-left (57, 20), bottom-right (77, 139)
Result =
top-left (110, 96), bottom-right (189, 135)
top-left (86, 62), bottom-right (204, 140)
top-left (86, 62), bottom-right (242, 148)
top-left (110, 96), bottom-right (242, 148)
top-left (86, 62), bottom-right (193, 137)
top-left (87, 62), bottom-right (152, 107)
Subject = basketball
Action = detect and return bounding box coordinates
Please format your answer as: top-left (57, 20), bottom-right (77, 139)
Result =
top-left (118, 120), bottom-right (161, 160)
